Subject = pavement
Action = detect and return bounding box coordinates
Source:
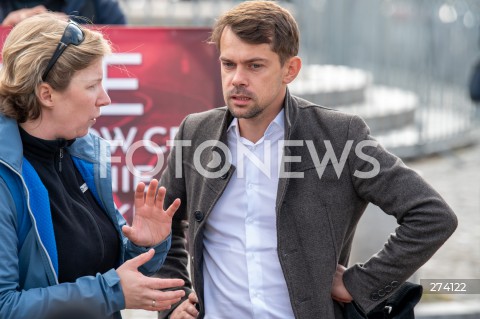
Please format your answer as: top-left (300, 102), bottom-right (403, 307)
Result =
top-left (123, 133), bottom-right (480, 319)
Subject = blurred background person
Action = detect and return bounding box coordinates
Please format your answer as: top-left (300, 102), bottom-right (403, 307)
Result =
top-left (0, 0), bottom-right (126, 26)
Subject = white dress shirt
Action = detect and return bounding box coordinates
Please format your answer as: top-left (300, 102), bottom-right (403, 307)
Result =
top-left (202, 109), bottom-right (295, 318)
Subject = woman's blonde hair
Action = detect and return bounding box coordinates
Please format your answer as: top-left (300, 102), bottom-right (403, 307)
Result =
top-left (0, 13), bottom-right (112, 123)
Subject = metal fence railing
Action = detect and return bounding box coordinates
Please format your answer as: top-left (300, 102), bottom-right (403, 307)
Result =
top-left (118, 0), bottom-right (480, 158)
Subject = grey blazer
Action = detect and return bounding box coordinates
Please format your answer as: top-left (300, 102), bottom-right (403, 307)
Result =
top-left (157, 90), bottom-right (457, 318)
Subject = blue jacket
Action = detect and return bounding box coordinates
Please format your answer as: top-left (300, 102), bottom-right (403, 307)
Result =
top-left (0, 115), bottom-right (170, 319)
top-left (0, 0), bottom-right (127, 25)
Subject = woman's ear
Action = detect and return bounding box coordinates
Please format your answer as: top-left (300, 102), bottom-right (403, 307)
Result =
top-left (36, 82), bottom-right (55, 108)
top-left (283, 56), bottom-right (302, 85)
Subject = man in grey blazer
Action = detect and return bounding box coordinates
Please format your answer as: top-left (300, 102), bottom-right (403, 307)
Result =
top-left (156, 1), bottom-right (457, 318)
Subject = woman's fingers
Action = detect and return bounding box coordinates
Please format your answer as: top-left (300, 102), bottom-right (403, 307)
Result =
top-left (145, 179), bottom-right (159, 207)
top-left (149, 278), bottom-right (185, 290)
top-left (165, 198), bottom-right (181, 218)
top-left (122, 249), bottom-right (155, 270)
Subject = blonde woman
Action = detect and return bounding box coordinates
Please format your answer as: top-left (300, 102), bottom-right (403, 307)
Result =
top-left (0, 13), bottom-right (184, 319)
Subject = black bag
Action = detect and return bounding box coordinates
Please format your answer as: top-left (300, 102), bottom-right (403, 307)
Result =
top-left (469, 60), bottom-right (480, 102)
top-left (343, 282), bottom-right (423, 319)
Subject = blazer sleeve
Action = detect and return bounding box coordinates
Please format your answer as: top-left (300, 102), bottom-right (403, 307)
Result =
top-left (156, 116), bottom-right (194, 319)
top-left (342, 115), bottom-right (457, 313)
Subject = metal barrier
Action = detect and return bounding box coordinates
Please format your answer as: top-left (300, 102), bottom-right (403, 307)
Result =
top-left (118, 0), bottom-right (480, 159)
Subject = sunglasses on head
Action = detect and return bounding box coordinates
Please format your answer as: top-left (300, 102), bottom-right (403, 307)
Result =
top-left (42, 21), bottom-right (85, 81)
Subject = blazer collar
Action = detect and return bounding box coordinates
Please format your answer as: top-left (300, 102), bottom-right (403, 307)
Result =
top-left (283, 87), bottom-right (298, 140)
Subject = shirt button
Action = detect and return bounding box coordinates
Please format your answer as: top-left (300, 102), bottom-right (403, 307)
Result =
top-left (194, 210), bottom-right (204, 222)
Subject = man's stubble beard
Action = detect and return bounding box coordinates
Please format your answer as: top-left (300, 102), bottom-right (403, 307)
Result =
top-left (226, 86), bottom-right (264, 119)
top-left (227, 101), bottom-right (264, 119)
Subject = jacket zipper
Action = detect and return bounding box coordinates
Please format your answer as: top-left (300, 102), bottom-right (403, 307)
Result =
top-left (58, 148), bottom-right (64, 172)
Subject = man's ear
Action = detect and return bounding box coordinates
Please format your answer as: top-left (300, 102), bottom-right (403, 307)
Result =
top-left (36, 82), bottom-right (55, 108)
top-left (283, 56), bottom-right (302, 84)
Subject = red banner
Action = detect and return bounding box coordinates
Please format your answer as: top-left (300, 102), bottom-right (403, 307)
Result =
top-left (0, 26), bottom-right (223, 223)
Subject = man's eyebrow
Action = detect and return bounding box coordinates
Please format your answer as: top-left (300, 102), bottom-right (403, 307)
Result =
top-left (219, 57), bottom-right (268, 63)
